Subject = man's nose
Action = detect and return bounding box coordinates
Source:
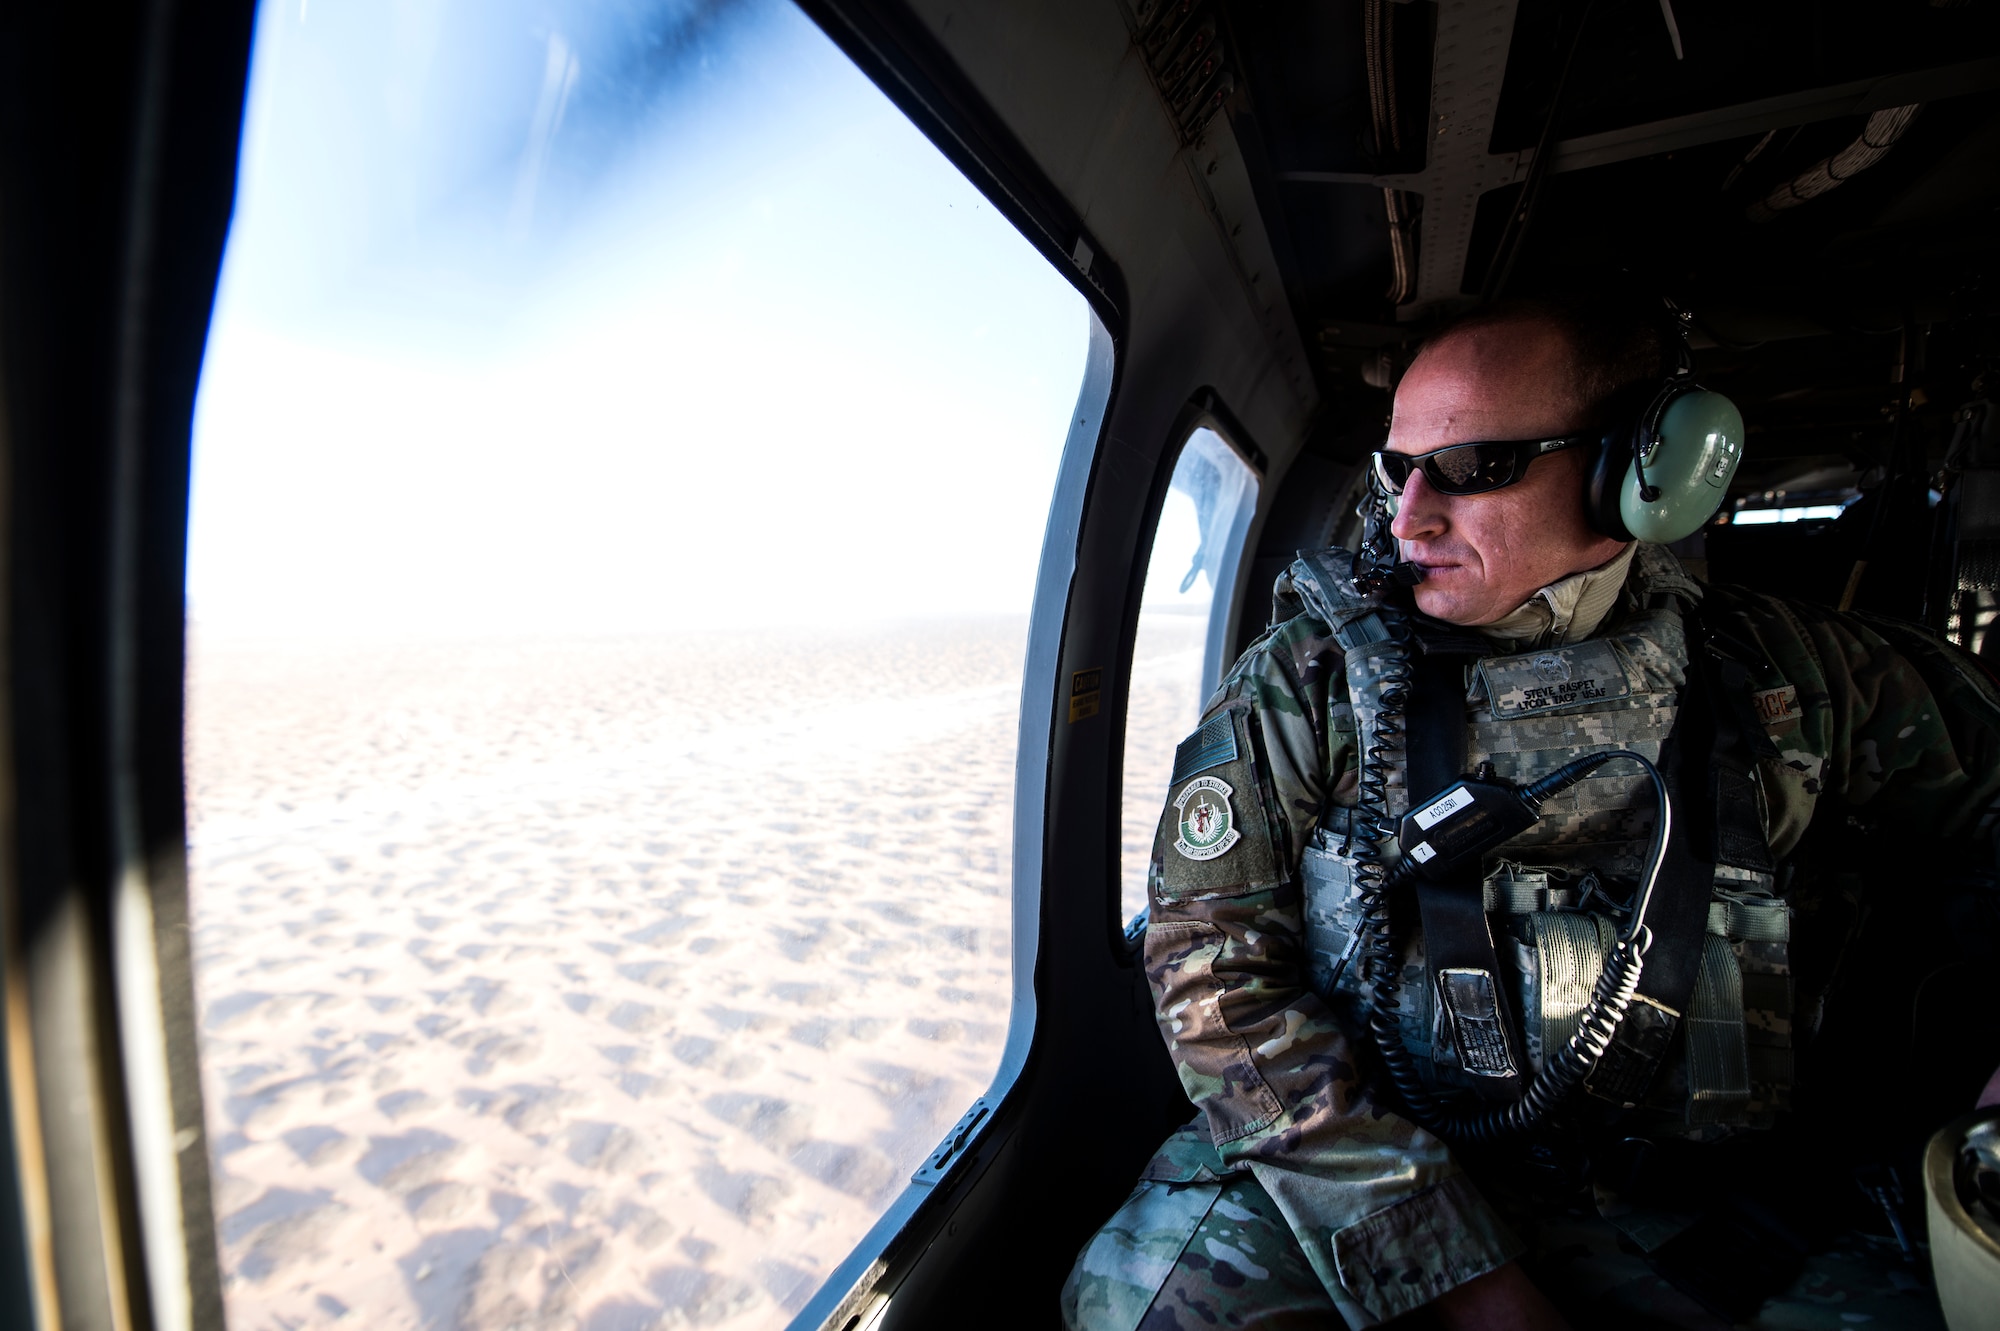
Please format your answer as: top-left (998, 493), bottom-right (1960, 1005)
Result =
top-left (1389, 468), bottom-right (1447, 542)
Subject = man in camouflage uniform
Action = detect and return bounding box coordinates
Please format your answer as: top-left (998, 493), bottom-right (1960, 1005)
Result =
top-left (1064, 301), bottom-right (2000, 1329)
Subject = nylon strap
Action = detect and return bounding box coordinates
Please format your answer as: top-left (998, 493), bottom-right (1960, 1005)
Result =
top-left (1405, 640), bottom-right (1468, 805)
top-left (1584, 607), bottom-right (1726, 1107)
top-left (1703, 641), bottom-right (1780, 873)
top-left (1408, 645), bottom-right (1526, 1098)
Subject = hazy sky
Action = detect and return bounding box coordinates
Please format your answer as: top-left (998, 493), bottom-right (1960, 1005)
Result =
top-left (188, 0), bottom-right (1097, 635)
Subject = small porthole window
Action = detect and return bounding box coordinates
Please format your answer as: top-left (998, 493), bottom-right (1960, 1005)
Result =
top-left (1118, 427), bottom-right (1260, 931)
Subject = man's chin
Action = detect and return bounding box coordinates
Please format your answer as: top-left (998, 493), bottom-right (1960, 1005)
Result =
top-left (1410, 579), bottom-right (1491, 626)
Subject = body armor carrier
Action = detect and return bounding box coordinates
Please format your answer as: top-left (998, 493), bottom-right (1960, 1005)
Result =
top-left (1284, 546), bottom-right (1793, 1131)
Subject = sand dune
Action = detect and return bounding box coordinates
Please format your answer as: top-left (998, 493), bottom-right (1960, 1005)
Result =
top-left (189, 623), bottom-right (1012, 1330)
top-left (187, 615), bottom-right (1207, 1330)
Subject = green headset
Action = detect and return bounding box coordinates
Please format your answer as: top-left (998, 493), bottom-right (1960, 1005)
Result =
top-left (1583, 316), bottom-right (1746, 543)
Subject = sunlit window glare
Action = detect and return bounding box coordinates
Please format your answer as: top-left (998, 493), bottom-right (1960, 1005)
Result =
top-left (190, 0), bottom-right (1086, 635)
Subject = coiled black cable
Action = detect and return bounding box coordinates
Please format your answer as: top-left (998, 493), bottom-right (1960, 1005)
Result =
top-left (1336, 608), bottom-right (1437, 1124)
top-left (1348, 633), bottom-right (1673, 1141)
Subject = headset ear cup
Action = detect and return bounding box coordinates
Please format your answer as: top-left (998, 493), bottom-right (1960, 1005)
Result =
top-left (1618, 387), bottom-right (1744, 543)
top-left (1586, 427), bottom-right (1634, 541)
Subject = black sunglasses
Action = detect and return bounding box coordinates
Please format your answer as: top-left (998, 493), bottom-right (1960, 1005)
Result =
top-left (1370, 434), bottom-right (1592, 497)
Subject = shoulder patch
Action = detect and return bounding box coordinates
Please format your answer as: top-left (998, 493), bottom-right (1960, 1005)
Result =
top-left (1170, 714), bottom-right (1238, 784)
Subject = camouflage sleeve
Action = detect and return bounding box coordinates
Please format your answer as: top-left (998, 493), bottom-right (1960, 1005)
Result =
top-left (1702, 586), bottom-right (2000, 855)
top-left (1142, 614), bottom-right (1521, 1327)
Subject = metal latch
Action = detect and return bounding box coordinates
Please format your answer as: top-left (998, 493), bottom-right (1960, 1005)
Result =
top-left (912, 1098), bottom-right (992, 1185)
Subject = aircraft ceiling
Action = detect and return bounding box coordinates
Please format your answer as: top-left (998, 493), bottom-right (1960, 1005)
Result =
top-left (1190, 0), bottom-right (2000, 462)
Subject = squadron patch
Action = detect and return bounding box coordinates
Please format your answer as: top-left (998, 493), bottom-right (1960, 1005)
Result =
top-left (1173, 776), bottom-right (1240, 861)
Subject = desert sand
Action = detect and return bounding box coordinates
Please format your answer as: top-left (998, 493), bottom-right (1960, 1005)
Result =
top-left (186, 613), bottom-right (1206, 1330)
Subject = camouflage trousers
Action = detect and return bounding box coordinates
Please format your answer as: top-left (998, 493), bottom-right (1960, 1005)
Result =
top-left (1061, 1167), bottom-right (1338, 1331)
top-left (1064, 1124), bottom-right (1950, 1331)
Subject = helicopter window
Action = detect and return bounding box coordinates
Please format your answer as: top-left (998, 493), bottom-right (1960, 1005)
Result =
top-left (181, 1), bottom-right (1089, 1327)
top-left (1728, 505), bottom-right (1849, 524)
top-left (1118, 427), bottom-right (1261, 929)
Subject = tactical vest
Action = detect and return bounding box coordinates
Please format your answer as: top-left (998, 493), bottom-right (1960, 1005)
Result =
top-left (1299, 552), bottom-right (1794, 1132)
